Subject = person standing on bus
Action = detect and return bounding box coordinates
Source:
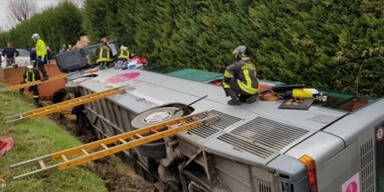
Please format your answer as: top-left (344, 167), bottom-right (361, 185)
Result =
top-left (222, 56), bottom-right (259, 105)
top-left (115, 45), bottom-right (130, 69)
top-left (96, 38), bottom-right (113, 69)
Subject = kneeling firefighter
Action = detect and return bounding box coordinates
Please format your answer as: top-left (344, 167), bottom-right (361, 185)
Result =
top-left (19, 65), bottom-right (42, 106)
top-left (222, 55), bottom-right (259, 105)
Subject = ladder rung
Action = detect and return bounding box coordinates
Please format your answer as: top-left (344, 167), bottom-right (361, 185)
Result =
top-left (38, 160), bottom-right (46, 169)
top-left (118, 138), bottom-right (127, 144)
top-left (150, 128), bottom-right (158, 133)
top-left (135, 133), bottom-right (143, 138)
top-left (166, 124), bottom-right (179, 129)
top-left (61, 155), bottom-right (69, 162)
top-left (100, 144), bottom-right (109, 149)
top-left (81, 149), bottom-right (89, 155)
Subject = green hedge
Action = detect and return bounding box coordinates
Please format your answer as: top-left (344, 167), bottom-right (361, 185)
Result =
top-left (0, 2), bottom-right (83, 51)
top-left (83, 0), bottom-right (384, 97)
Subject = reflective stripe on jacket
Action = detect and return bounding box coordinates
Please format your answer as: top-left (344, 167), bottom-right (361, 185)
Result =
top-left (36, 39), bottom-right (47, 57)
top-left (118, 49), bottom-right (130, 60)
top-left (25, 69), bottom-right (36, 82)
top-left (223, 60), bottom-right (259, 95)
top-left (96, 45), bottom-right (112, 63)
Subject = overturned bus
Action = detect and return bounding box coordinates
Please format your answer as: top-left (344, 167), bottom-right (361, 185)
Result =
top-left (58, 43), bottom-right (384, 192)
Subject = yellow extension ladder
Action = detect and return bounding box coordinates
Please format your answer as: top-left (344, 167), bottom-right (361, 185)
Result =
top-left (10, 112), bottom-right (218, 179)
top-left (0, 73), bottom-right (68, 93)
top-left (5, 86), bottom-right (127, 124)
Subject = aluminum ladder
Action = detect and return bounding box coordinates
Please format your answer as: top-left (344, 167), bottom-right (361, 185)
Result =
top-left (10, 112), bottom-right (218, 179)
top-left (0, 73), bottom-right (67, 93)
top-left (5, 86), bottom-right (127, 123)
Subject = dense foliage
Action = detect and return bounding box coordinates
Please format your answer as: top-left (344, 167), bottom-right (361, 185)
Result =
top-left (83, 0), bottom-right (384, 97)
top-left (1, 1), bottom-right (383, 97)
top-left (0, 2), bottom-right (83, 51)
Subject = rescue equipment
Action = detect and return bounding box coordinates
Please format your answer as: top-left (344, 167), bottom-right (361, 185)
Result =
top-left (10, 112), bottom-right (219, 179)
top-left (0, 74), bottom-right (67, 93)
top-left (4, 86), bottom-right (127, 123)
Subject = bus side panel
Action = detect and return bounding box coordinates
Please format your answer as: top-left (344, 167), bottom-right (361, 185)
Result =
top-left (317, 128), bottom-right (375, 192)
top-left (376, 123), bottom-right (384, 192)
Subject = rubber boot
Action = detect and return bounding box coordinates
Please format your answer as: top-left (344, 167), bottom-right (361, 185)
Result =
top-left (244, 95), bottom-right (257, 104)
top-left (34, 98), bottom-right (43, 107)
top-left (228, 99), bottom-right (241, 105)
top-left (224, 88), bottom-right (241, 106)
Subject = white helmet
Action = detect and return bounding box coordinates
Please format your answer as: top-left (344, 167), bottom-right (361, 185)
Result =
top-left (32, 33), bottom-right (40, 40)
top-left (232, 45), bottom-right (247, 56)
top-left (120, 45), bottom-right (128, 50)
top-left (27, 65), bottom-right (33, 69)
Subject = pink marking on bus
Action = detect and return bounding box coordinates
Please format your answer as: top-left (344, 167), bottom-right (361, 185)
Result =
top-left (106, 72), bottom-right (140, 84)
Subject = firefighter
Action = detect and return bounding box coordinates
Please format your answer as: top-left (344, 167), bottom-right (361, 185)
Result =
top-left (115, 45), bottom-right (130, 69)
top-left (96, 38), bottom-right (113, 69)
top-left (32, 33), bottom-right (49, 80)
top-left (223, 56), bottom-right (259, 105)
top-left (19, 65), bottom-right (42, 107)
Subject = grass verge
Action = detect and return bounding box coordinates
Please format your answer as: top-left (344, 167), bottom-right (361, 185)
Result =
top-left (0, 84), bottom-right (107, 192)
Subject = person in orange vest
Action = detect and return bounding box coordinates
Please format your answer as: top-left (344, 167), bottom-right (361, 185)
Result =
top-left (19, 65), bottom-right (42, 107)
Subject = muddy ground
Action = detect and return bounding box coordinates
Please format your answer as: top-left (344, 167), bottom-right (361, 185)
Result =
top-left (50, 113), bottom-right (154, 192)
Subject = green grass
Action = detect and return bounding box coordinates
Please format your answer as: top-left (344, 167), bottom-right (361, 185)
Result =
top-left (0, 85), bottom-right (107, 192)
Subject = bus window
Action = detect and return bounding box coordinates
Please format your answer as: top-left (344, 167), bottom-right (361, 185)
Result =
top-left (319, 91), bottom-right (376, 112)
top-left (376, 123), bottom-right (384, 191)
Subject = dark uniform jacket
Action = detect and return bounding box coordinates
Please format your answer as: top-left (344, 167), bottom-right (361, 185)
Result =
top-left (23, 68), bottom-right (41, 83)
top-left (223, 60), bottom-right (259, 95)
top-left (2, 48), bottom-right (19, 58)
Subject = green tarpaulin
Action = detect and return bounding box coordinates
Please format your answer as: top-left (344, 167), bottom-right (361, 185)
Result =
top-left (167, 68), bottom-right (223, 83)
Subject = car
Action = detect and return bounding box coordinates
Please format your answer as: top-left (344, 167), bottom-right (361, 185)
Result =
top-left (0, 49), bottom-right (31, 68)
